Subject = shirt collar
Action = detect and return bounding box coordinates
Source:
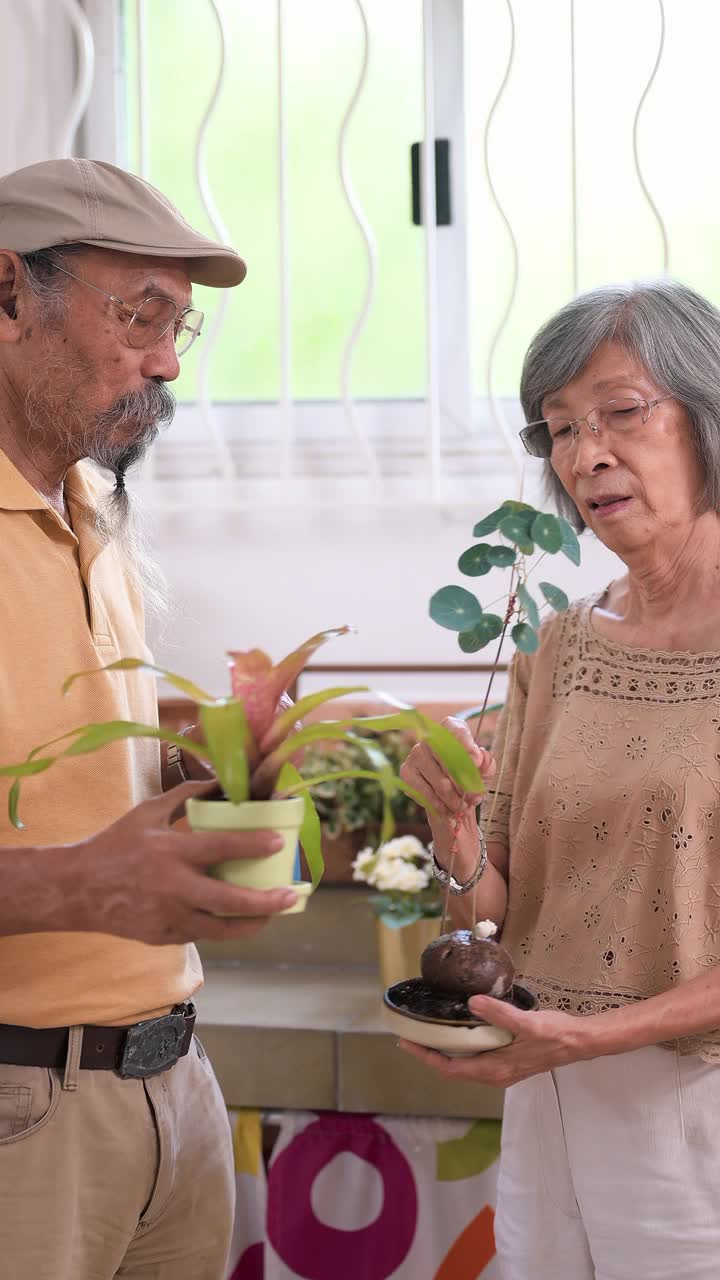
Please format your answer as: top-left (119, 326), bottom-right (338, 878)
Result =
top-left (0, 448), bottom-right (108, 516)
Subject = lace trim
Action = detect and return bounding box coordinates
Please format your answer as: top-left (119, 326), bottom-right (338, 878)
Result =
top-left (552, 599), bottom-right (720, 705)
top-left (525, 974), bottom-right (720, 1059)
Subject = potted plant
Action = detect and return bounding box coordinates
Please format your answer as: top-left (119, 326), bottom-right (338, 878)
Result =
top-left (0, 627), bottom-right (487, 915)
top-left (382, 500), bottom-right (582, 1052)
top-left (299, 728), bottom-right (429, 882)
top-left (351, 832), bottom-right (442, 985)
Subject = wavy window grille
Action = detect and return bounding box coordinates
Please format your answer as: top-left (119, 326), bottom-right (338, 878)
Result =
top-left (30, 0), bottom-right (720, 505)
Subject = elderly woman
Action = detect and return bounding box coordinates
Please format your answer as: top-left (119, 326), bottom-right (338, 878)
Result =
top-left (401, 279), bottom-right (720, 1280)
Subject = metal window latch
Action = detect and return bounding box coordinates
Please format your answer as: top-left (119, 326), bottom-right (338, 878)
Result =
top-left (410, 138), bottom-right (452, 226)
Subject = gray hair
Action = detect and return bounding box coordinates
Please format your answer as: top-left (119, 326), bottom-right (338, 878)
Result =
top-left (18, 243), bottom-right (89, 323)
top-left (520, 279), bottom-right (720, 530)
top-left (17, 243), bottom-right (173, 625)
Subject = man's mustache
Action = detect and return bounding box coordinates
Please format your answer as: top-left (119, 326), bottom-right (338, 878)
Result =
top-left (95, 379), bottom-right (176, 439)
top-left (90, 379), bottom-right (176, 486)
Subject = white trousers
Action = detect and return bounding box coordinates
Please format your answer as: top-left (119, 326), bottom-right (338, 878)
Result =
top-left (495, 1045), bottom-right (720, 1279)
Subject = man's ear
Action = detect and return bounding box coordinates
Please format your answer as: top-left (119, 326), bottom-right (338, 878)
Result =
top-left (0, 251), bottom-right (28, 342)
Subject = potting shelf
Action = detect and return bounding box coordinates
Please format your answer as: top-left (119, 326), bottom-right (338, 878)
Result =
top-left (194, 887), bottom-right (504, 1120)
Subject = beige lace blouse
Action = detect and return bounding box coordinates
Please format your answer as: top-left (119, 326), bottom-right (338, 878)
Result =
top-left (484, 594), bottom-right (720, 1059)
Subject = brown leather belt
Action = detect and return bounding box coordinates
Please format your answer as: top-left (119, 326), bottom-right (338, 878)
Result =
top-left (0, 1002), bottom-right (196, 1079)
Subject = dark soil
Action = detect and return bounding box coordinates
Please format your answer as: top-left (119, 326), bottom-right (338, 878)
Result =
top-left (384, 977), bottom-right (536, 1025)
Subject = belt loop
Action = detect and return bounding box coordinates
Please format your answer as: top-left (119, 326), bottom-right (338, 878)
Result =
top-left (63, 1025), bottom-right (84, 1092)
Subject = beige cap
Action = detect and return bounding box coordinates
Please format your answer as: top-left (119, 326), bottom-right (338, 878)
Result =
top-left (0, 157), bottom-right (246, 288)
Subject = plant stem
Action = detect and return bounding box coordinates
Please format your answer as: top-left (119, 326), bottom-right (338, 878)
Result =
top-left (440, 563), bottom-right (518, 933)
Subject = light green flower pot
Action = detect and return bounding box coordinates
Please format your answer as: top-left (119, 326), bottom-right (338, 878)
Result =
top-left (186, 796), bottom-right (312, 915)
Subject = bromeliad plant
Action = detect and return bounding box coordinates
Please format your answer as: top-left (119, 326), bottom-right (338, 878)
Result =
top-left (429, 500), bottom-right (580, 655)
top-left (0, 627), bottom-right (487, 890)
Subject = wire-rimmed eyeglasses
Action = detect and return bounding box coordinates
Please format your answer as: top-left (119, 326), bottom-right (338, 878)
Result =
top-left (519, 395), bottom-right (673, 459)
top-left (38, 254), bottom-right (204, 357)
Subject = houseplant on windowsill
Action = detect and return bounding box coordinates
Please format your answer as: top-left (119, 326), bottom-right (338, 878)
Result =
top-left (0, 628), bottom-right (487, 915)
top-left (383, 500), bottom-right (582, 1052)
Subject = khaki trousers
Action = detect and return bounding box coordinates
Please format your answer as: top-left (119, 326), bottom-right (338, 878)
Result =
top-left (0, 1028), bottom-right (235, 1279)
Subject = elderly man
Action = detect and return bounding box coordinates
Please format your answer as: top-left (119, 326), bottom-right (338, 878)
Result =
top-left (0, 158), bottom-right (295, 1279)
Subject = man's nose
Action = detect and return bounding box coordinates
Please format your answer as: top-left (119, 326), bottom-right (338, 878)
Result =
top-left (140, 329), bottom-right (181, 382)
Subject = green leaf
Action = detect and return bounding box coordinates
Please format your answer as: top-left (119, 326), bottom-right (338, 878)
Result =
top-left (501, 500), bottom-right (537, 514)
top-left (277, 761), bottom-right (324, 888)
top-left (347, 735), bottom-right (397, 843)
top-left (457, 614), bottom-right (504, 652)
top-left (457, 545), bottom-right (491, 577)
top-left (0, 755), bottom-right (56, 779)
top-left (485, 545), bottom-right (516, 567)
top-left (539, 581), bottom-right (570, 612)
top-left (376, 903), bottom-right (425, 928)
top-left (557, 516), bottom-right (582, 565)
top-left (420, 719), bottom-right (486, 794)
top-left (0, 721), bottom-right (213, 829)
top-left (275, 709), bottom-right (485, 797)
top-left (512, 622), bottom-right (540, 654)
top-left (530, 513), bottom-right (563, 553)
top-left (471, 506), bottom-right (512, 537)
top-left (498, 515), bottom-right (534, 555)
top-left (429, 586), bottom-right (483, 632)
top-left (271, 686), bottom-right (369, 739)
top-left (62, 658), bottom-right (215, 704)
top-left (517, 583), bottom-right (540, 630)
top-left (199, 699), bottom-right (250, 804)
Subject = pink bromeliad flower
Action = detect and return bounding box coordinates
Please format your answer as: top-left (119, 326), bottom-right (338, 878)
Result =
top-left (226, 626), bottom-right (355, 747)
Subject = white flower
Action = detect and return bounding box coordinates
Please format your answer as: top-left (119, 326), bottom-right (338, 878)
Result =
top-left (376, 835), bottom-right (429, 862)
top-left (473, 919), bottom-right (498, 940)
top-left (373, 861), bottom-right (430, 893)
top-left (351, 847), bottom-right (377, 883)
top-left (352, 835), bottom-right (433, 893)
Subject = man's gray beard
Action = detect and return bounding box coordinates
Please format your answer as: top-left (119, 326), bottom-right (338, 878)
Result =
top-left (25, 369), bottom-right (176, 621)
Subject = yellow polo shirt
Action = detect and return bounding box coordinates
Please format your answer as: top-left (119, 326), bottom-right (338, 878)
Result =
top-left (0, 449), bottom-right (202, 1027)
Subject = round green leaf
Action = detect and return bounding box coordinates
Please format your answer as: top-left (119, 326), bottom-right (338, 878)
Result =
top-left (458, 614), bottom-right (504, 652)
top-left (557, 516), bottom-right (581, 565)
top-left (499, 515), bottom-right (535, 554)
top-left (472, 507), bottom-right (507, 537)
top-left (485, 545), bottom-right (516, 567)
top-left (501, 501), bottom-right (537, 514)
top-left (429, 586), bottom-right (483, 632)
top-left (517, 583), bottom-right (540, 629)
top-left (530, 513), bottom-right (563, 553)
top-left (458, 545), bottom-right (491, 577)
top-left (539, 581), bottom-right (570, 612)
top-left (512, 622), bottom-right (539, 654)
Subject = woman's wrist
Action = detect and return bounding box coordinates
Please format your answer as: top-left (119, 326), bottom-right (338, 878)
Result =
top-left (429, 814), bottom-right (483, 880)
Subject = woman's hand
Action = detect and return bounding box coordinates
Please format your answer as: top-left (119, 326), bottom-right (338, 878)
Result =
top-left (397, 996), bottom-right (588, 1087)
top-left (401, 716), bottom-right (496, 820)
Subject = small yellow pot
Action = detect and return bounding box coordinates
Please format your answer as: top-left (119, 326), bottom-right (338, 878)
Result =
top-left (376, 915), bottom-right (442, 988)
top-left (186, 796), bottom-right (311, 914)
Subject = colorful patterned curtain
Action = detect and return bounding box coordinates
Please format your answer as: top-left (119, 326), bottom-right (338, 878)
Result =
top-left (226, 1109), bottom-right (501, 1279)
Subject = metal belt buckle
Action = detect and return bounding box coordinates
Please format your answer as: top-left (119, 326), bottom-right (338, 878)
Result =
top-left (119, 1011), bottom-right (188, 1079)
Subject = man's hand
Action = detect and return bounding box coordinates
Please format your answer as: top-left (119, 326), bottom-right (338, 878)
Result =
top-left (64, 780), bottom-right (299, 945)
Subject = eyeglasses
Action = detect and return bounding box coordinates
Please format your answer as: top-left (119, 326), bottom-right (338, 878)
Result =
top-left (519, 395), bottom-right (673, 459)
top-left (38, 255), bottom-right (204, 357)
